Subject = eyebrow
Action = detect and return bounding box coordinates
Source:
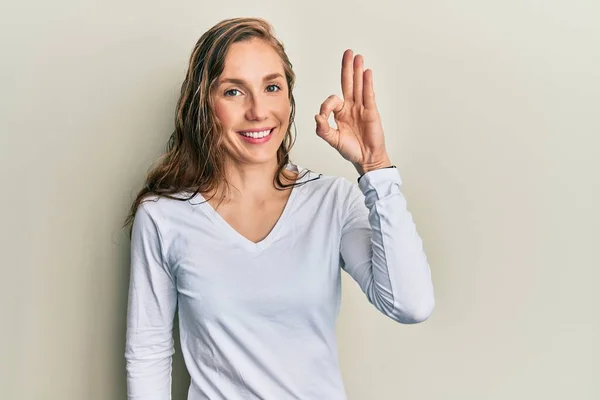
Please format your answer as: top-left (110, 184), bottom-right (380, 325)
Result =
top-left (218, 73), bottom-right (285, 86)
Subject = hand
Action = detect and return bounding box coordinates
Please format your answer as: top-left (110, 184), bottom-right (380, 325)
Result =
top-left (315, 49), bottom-right (391, 175)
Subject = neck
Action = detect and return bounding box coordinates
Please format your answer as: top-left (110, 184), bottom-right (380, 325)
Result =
top-left (216, 158), bottom-right (294, 202)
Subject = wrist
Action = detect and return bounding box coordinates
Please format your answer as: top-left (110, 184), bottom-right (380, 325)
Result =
top-left (354, 155), bottom-right (392, 176)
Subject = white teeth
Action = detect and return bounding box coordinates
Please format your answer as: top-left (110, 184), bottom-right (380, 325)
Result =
top-left (239, 129), bottom-right (272, 138)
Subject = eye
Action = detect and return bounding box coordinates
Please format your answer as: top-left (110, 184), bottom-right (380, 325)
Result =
top-left (224, 88), bottom-right (241, 97)
top-left (267, 84), bottom-right (282, 92)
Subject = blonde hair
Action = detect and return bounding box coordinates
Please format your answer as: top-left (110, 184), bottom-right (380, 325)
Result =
top-left (123, 17), bottom-right (300, 234)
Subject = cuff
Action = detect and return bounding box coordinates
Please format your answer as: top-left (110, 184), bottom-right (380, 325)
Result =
top-left (358, 166), bottom-right (403, 199)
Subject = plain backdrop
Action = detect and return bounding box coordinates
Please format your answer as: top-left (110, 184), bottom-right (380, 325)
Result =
top-left (1, 1), bottom-right (598, 399)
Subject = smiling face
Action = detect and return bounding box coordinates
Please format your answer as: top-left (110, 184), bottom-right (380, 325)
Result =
top-left (212, 38), bottom-right (291, 169)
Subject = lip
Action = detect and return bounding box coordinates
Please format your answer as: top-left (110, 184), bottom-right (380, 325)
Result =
top-left (237, 127), bottom-right (275, 133)
top-left (237, 127), bottom-right (275, 144)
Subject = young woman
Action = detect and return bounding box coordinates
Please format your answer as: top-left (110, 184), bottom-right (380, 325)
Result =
top-left (124, 17), bottom-right (434, 400)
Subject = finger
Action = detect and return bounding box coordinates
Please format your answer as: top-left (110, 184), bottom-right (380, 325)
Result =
top-left (341, 49), bottom-right (354, 102)
top-left (363, 69), bottom-right (376, 109)
top-left (314, 113), bottom-right (330, 137)
top-left (353, 54), bottom-right (364, 107)
top-left (319, 94), bottom-right (344, 119)
top-left (314, 114), bottom-right (338, 146)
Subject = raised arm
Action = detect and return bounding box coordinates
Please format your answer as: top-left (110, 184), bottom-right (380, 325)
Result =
top-left (125, 204), bottom-right (177, 399)
top-left (316, 49), bottom-right (434, 323)
top-left (340, 168), bottom-right (434, 323)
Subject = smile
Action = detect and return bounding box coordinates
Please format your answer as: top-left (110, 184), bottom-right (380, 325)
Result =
top-left (237, 128), bottom-right (274, 139)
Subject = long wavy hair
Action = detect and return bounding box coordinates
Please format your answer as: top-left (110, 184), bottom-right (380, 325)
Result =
top-left (123, 17), bottom-right (303, 235)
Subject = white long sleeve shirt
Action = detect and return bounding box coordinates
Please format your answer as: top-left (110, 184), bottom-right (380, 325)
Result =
top-left (125, 164), bottom-right (435, 400)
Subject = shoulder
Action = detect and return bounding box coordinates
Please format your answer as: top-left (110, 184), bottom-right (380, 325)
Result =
top-left (136, 191), bottom-right (187, 216)
top-left (292, 164), bottom-right (363, 206)
top-left (131, 191), bottom-right (204, 263)
top-left (133, 191), bottom-right (200, 233)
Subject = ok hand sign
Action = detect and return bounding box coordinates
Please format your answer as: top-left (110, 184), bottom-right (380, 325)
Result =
top-left (315, 49), bottom-right (391, 175)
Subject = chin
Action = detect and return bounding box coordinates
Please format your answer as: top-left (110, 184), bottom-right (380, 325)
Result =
top-left (223, 146), bottom-right (283, 168)
top-left (243, 150), bottom-right (282, 166)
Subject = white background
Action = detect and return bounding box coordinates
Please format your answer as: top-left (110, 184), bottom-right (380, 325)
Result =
top-left (1, 1), bottom-right (598, 399)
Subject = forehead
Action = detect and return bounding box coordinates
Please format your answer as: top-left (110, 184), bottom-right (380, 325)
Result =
top-left (220, 38), bottom-right (285, 80)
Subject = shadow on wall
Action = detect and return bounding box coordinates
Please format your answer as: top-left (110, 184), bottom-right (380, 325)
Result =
top-left (172, 312), bottom-right (192, 398)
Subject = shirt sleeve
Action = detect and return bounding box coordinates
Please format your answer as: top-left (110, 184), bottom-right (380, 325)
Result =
top-left (340, 167), bottom-right (435, 324)
top-left (125, 204), bottom-right (177, 399)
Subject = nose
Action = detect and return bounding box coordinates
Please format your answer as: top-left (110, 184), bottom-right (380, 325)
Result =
top-left (245, 94), bottom-right (268, 121)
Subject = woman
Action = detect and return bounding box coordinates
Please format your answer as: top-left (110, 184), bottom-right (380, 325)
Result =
top-left (124, 17), bottom-right (434, 400)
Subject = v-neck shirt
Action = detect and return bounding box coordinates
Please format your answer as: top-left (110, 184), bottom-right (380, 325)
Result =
top-left (125, 164), bottom-right (435, 400)
top-left (194, 165), bottom-right (303, 253)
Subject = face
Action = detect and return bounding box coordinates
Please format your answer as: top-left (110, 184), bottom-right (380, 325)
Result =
top-left (212, 38), bottom-right (291, 168)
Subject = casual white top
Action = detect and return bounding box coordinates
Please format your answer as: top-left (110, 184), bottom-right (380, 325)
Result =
top-left (125, 164), bottom-right (435, 400)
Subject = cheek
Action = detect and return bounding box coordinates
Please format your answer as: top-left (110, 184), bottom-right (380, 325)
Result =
top-left (277, 101), bottom-right (291, 123)
top-left (213, 102), bottom-right (234, 127)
